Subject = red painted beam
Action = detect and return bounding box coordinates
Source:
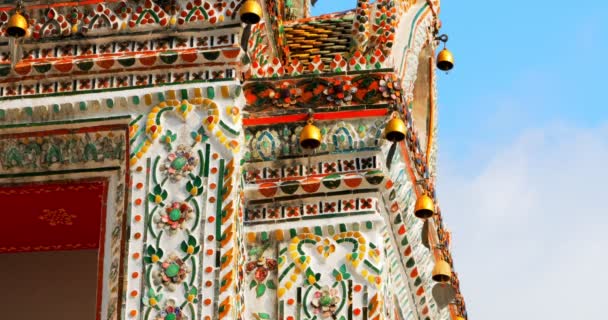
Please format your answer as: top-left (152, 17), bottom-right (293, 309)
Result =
top-left (243, 108), bottom-right (388, 126)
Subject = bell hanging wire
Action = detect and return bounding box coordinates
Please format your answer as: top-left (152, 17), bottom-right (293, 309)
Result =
top-left (306, 145), bottom-right (312, 177)
top-left (304, 110), bottom-right (314, 172)
top-left (417, 178), bottom-right (429, 194)
top-left (9, 37), bottom-right (17, 68)
top-left (170, 0), bottom-right (178, 15)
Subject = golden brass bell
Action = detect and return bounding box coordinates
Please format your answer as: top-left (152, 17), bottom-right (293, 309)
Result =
top-left (300, 118), bottom-right (322, 150)
top-left (384, 116), bottom-right (406, 142)
top-left (7, 11), bottom-right (28, 38)
top-left (436, 48), bottom-right (454, 71)
top-left (414, 194), bottom-right (435, 219)
top-left (432, 259), bottom-right (452, 283)
top-left (240, 0), bottom-right (262, 24)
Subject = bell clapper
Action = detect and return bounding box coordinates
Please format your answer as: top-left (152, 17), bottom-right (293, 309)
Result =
top-left (10, 38), bottom-right (18, 69)
top-left (306, 149), bottom-right (312, 177)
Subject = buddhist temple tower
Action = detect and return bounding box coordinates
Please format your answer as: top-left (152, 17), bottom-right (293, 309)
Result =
top-left (0, 1), bottom-right (466, 319)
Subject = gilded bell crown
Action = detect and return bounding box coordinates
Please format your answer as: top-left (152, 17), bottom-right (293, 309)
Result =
top-left (300, 119), bottom-right (322, 150)
top-left (384, 117), bottom-right (407, 142)
top-left (432, 259), bottom-right (452, 283)
top-left (240, 0), bottom-right (263, 24)
top-left (436, 48), bottom-right (454, 71)
top-left (7, 11), bottom-right (28, 38)
top-left (414, 194), bottom-right (435, 219)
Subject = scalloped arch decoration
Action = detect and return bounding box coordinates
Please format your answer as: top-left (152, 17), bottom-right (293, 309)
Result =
top-left (130, 95), bottom-right (240, 166)
top-left (82, 4), bottom-right (119, 33)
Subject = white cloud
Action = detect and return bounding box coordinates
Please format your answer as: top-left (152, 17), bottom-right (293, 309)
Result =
top-left (437, 122), bottom-right (608, 319)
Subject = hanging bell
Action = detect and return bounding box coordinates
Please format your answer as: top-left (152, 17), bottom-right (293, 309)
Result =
top-left (7, 11), bottom-right (28, 38)
top-left (432, 259), bottom-right (452, 283)
top-left (240, 0), bottom-right (262, 24)
top-left (414, 194), bottom-right (435, 219)
top-left (384, 116), bottom-right (407, 142)
top-left (300, 118), bottom-right (322, 150)
top-left (436, 48), bottom-right (454, 71)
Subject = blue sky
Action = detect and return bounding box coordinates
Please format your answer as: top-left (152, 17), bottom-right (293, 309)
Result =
top-left (313, 1), bottom-right (608, 319)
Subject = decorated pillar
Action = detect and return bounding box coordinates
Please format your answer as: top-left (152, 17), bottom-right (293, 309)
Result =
top-left (126, 85), bottom-right (245, 320)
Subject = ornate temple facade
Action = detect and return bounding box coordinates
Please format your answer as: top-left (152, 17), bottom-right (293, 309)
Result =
top-left (0, 0), bottom-right (466, 320)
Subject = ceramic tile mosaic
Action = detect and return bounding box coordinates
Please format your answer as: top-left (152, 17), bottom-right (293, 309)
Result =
top-left (0, 1), bottom-right (466, 319)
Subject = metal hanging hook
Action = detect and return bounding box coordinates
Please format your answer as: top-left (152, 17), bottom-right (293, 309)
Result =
top-left (435, 34), bottom-right (449, 43)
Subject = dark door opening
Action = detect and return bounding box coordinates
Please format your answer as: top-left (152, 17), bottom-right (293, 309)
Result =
top-left (0, 250), bottom-right (99, 319)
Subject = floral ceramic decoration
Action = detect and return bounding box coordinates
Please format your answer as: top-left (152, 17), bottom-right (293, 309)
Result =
top-left (378, 74), bottom-right (402, 101)
top-left (161, 130), bottom-right (177, 151)
top-left (186, 176), bottom-right (204, 197)
top-left (268, 81), bottom-right (302, 108)
top-left (180, 235), bottom-right (201, 256)
top-left (246, 256), bottom-right (278, 283)
top-left (143, 288), bottom-right (163, 308)
top-left (190, 127), bottom-right (208, 145)
top-left (317, 238), bottom-right (335, 258)
top-left (156, 201), bottom-right (194, 234)
top-left (311, 286), bottom-right (340, 319)
top-left (145, 245), bottom-right (164, 264)
top-left (324, 78), bottom-right (357, 105)
top-left (183, 285), bottom-right (199, 304)
top-left (155, 299), bottom-right (187, 320)
top-left (176, 100), bottom-right (193, 121)
top-left (160, 145), bottom-right (198, 181)
top-left (149, 184), bottom-right (169, 205)
top-left (153, 254), bottom-right (190, 291)
top-left (246, 245), bottom-right (278, 298)
top-left (332, 264), bottom-right (352, 282)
